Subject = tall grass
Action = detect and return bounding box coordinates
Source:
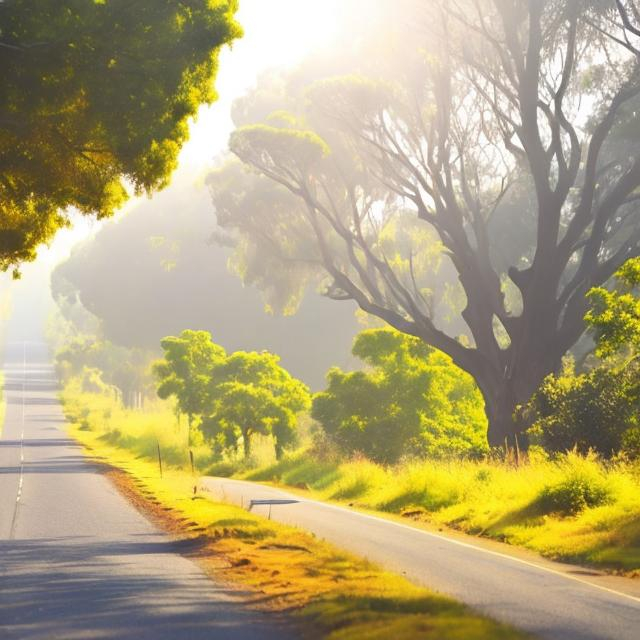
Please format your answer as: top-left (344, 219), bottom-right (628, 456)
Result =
top-left (241, 448), bottom-right (640, 573)
top-left (61, 375), bottom-right (640, 573)
top-left (0, 371), bottom-right (5, 435)
top-left (60, 377), bottom-right (216, 470)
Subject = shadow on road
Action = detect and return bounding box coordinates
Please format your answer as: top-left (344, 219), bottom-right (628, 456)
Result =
top-left (0, 537), bottom-right (291, 639)
top-left (0, 439), bottom-right (78, 448)
top-left (0, 456), bottom-right (101, 475)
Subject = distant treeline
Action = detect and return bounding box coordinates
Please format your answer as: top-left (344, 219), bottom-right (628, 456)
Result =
top-left (51, 181), bottom-right (359, 390)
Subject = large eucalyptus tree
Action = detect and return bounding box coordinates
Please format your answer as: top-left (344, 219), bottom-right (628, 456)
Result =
top-left (212, 1), bottom-right (640, 447)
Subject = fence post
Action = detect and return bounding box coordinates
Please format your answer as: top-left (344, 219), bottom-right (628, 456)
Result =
top-left (157, 441), bottom-right (163, 479)
top-left (189, 449), bottom-right (197, 496)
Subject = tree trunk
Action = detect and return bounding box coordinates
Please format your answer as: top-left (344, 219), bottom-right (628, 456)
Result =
top-left (478, 368), bottom-right (543, 450)
top-left (242, 428), bottom-right (251, 458)
top-left (484, 388), bottom-right (525, 449)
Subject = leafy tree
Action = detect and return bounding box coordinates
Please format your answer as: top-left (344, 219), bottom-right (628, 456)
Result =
top-left (56, 336), bottom-right (153, 407)
top-left (586, 257), bottom-right (640, 359)
top-left (200, 351), bottom-right (310, 458)
top-left (526, 258), bottom-right (640, 458)
top-left (312, 329), bottom-right (487, 464)
top-left (0, 0), bottom-right (240, 274)
top-left (526, 360), bottom-right (640, 458)
top-left (153, 330), bottom-right (226, 443)
top-left (212, 1), bottom-right (640, 447)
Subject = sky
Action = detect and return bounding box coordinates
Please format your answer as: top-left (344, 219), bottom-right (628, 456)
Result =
top-left (0, 0), bottom-right (346, 339)
top-left (50, 0), bottom-right (346, 265)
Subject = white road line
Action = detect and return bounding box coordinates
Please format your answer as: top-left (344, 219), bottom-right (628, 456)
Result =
top-left (9, 341), bottom-right (26, 540)
top-left (212, 477), bottom-right (640, 607)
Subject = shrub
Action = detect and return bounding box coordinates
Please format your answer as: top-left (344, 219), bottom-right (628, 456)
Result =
top-left (312, 329), bottom-right (487, 464)
top-left (536, 454), bottom-right (613, 516)
top-left (527, 361), bottom-right (640, 458)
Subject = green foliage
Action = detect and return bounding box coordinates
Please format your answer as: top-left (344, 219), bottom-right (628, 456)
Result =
top-left (0, 0), bottom-right (241, 273)
top-left (536, 456), bottom-right (613, 516)
top-left (153, 330), bottom-right (226, 428)
top-left (56, 335), bottom-right (154, 407)
top-left (312, 329), bottom-right (487, 464)
top-left (200, 351), bottom-right (311, 458)
top-left (152, 330), bottom-right (310, 458)
top-left (586, 257), bottom-right (640, 358)
top-left (526, 258), bottom-right (640, 459)
top-left (526, 361), bottom-right (640, 458)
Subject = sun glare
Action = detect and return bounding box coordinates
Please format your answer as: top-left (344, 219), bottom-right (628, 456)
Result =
top-left (178, 0), bottom-right (344, 170)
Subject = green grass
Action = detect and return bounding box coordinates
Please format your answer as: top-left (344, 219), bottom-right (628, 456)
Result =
top-left (0, 371), bottom-right (4, 436)
top-left (60, 378), bottom-right (640, 575)
top-left (62, 384), bottom-right (527, 640)
top-left (60, 378), bottom-right (216, 469)
top-left (239, 449), bottom-right (640, 574)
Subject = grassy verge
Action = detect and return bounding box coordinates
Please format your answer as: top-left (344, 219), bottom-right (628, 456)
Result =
top-left (237, 450), bottom-right (640, 575)
top-left (61, 380), bottom-right (640, 579)
top-left (60, 378), bottom-right (216, 467)
top-left (0, 371), bottom-right (5, 436)
top-left (64, 399), bottom-right (527, 639)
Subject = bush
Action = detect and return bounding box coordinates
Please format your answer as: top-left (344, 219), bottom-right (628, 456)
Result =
top-left (527, 360), bottom-right (640, 458)
top-left (312, 329), bottom-right (487, 464)
top-left (536, 454), bottom-right (613, 516)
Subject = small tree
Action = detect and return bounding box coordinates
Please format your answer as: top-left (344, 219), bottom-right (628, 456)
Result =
top-left (152, 330), bottom-right (226, 445)
top-left (200, 351), bottom-right (310, 458)
top-left (312, 328), bottom-right (487, 464)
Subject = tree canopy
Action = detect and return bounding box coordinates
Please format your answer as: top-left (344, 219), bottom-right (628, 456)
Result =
top-left (0, 0), bottom-right (241, 273)
top-left (201, 350), bottom-right (310, 458)
top-left (312, 328), bottom-right (487, 464)
top-left (153, 329), bottom-right (226, 439)
top-left (210, 0), bottom-right (640, 446)
top-left (152, 330), bottom-right (310, 457)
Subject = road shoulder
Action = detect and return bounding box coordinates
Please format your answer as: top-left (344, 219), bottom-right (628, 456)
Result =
top-left (70, 423), bottom-right (529, 640)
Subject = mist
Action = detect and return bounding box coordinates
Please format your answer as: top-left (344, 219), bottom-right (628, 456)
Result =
top-left (3, 3), bottom-right (640, 639)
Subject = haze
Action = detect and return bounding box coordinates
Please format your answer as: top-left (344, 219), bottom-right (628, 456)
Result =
top-left (2, 3), bottom-right (640, 640)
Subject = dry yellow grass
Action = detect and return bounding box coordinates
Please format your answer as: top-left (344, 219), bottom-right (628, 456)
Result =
top-left (67, 416), bottom-right (527, 640)
top-left (61, 380), bottom-right (640, 576)
top-left (244, 450), bottom-right (640, 574)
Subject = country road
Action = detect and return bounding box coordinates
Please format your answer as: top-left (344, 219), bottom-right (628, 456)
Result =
top-left (0, 341), bottom-right (292, 640)
top-left (3, 338), bottom-right (640, 640)
top-left (203, 476), bottom-right (640, 640)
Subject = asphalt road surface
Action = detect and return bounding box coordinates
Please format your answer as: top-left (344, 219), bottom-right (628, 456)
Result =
top-left (203, 476), bottom-right (640, 640)
top-left (0, 341), bottom-right (292, 640)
